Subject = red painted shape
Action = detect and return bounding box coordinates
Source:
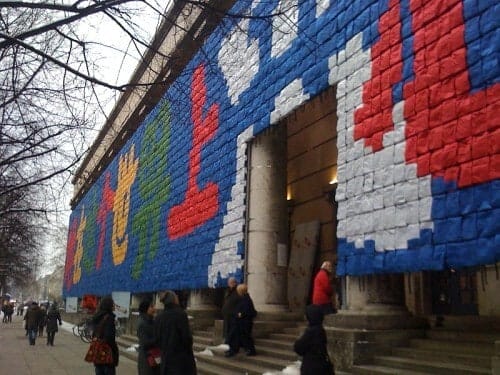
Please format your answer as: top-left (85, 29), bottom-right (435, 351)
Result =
top-left (404, 0), bottom-right (500, 187)
top-left (96, 172), bottom-right (115, 269)
top-left (355, 0), bottom-right (499, 188)
top-left (167, 64), bottom-right (219, 239)
top-left (354, 0), bottom-right (403, 151)
top-left (64, 218), bottom-right (78, 290)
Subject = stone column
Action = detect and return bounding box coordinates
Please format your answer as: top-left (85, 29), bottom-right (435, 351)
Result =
top-left (187, 289), bottom-right (218, 330)
top-left (326, 273), bottom-right (426, 371)
top-left (246, 126), bottom-right (288, 312)
top-left (327, 274), bottom-right (420, 329)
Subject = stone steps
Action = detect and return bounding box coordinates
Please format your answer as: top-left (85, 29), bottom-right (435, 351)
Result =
top-left (194, 324), bottom-right (302, 375)
top-left (370, 355), bottom-right (490, 374)
top-left (410, 338), bottom-right (495, 355)
top-left (267, 332), bottom-right (299, 341)
top-left (254, 337), bottom-right (295, 351)
top-left (116, 322), bottom-right (306, 375)
top-left (352, 364), bottom-right (432, 374)
top-left (195, 351), bottom-right (279, 375)
top-left (426, 328), bottom-right (500, 343)
top-left (392, 347), bottom-right (491, 369)
top-left (351, 328), bottom-right (497, 374)
top-left (116, 334), bottom-right (139, 362)
top-left (193, 334), bottom-right (213, 346)
top-left (194, 360), bottom-right (241, 375)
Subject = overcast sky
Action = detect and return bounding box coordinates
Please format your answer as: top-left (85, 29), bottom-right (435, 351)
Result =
top-left (40, 1), bottom-right (169, 277)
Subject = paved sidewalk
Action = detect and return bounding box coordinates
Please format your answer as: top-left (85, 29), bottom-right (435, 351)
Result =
top-left (0, 314), bottom-right (137, 375)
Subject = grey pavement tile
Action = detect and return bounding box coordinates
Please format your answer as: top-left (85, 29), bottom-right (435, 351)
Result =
top-left (0, 314), bottom-right (137, 375)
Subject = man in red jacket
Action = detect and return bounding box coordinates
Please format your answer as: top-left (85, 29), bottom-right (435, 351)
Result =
top-left (312, 261), bottom-right (336, 315)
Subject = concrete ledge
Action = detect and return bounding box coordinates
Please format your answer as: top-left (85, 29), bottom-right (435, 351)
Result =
top-left (423, 315), bottom-right (500, 331)
top-left (327, 328), bottom-right (425, 371)
top-left (186, 308), bottom-right (220, 331)
top-left (325, 311), bottom-right (428, 330)
top-left (253, 311), bottom-right (304, 321)
top-left (212, 318), bottom-right (302, 345)
top-left (492, 340), bottom-right (500, 375)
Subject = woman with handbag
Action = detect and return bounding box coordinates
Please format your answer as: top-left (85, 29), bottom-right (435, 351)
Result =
top-left (137, 299), bottom-right (160, 375)
top-left (90, 296), bottom-right (119, 375)
top-left (294, 304), bottom-right (335, 375)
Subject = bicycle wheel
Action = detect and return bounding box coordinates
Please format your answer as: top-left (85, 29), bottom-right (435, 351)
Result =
top-left (73, 320), bottom-right (85, 337)
top-left (72, 324), bottom-right (80, 337)
top-left (80, 328), bottom-right (92, 343)
top-left (80, 319), bottom-right (94, 343)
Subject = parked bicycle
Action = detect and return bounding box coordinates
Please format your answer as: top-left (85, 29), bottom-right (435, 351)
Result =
top-left (72, 318), bottom-right (94, 343)
top-left (73, 317), bottom-right (123, 342)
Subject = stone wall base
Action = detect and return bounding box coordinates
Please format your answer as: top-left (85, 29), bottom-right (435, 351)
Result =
top-left (493, 341), bottom-right (500, 375)
top-left (325, 310), bottom-right (428, 330)
top-left (327, 328), bottom-right (425, 371)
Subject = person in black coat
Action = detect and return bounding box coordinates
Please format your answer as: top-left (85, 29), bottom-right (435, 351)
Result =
top-left (38, 305), bottom-right (47, 337)
top-left (91, 296), bottom-right (119, 375)
top-left (45, 303), bottom-right (62, 346)
top-left (221, 277), bottom-right (241, 344)
top-left (225, 283), bottom-right (257, 357)
top-left (137, 299), bottom-right (160, 375)
top-left (24, 302), bottom-right (42, 345)
top-left (293, 304), bottom-right (334, 375)
top-left (154, 290), bottom-right (196, 375)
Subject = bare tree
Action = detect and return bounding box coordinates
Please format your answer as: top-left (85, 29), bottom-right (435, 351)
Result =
top-left (0, 183), bottom-right (43, 291)
top-left (0, 1), bottom-right (168, 283)
top-left (0, 0), bottom-right (296, 281)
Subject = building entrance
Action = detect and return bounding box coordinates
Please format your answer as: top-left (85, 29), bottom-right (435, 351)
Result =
top-left (430, 269), bottom-right (478, 315)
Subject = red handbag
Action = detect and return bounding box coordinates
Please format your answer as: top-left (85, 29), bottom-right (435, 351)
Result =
top-left (84, 314), bottom-right (114, 365)
top-left (146, 347), bottom-right (161, 367)
top-left (85, 339), bottom-right (114, 365)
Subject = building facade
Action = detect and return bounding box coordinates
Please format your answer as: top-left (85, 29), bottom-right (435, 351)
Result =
top-left (64, 0), bottom-right (499, 322)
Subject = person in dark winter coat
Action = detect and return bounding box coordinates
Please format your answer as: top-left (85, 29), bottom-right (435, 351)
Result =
top-left (225, 283), bottom-right (257, 357)
top-left (221, 277), bottom-right (241, 344)
top-left (24, 302), bottom-right (42, 345)
top-left (38, 305), bottom-right (47, 336)
top-left (154, 290), bottom-right (196, 375)
top-left (91, 297), bottom-right (119, 375)
top-left (4, 303), bottom-right (13, 322)
top-left (294, 304), bottom-right (334, 375)
top-left (137, 299), bottom-right (160, 375)
top-left (45, 303), bottom-right (62, 346)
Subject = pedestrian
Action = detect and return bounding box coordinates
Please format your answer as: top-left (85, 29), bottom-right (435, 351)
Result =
top-left (1, 303), bottom-right (7, 323)
top-left (312, 261), bottom-right (336, 315)
top-left (154, 290), bottom-right (196, 375)
top-left (38, 305), bottom-right (47, 336)
top-left (46, 303), bottom-right (62, 346)
top-left (17, 303), bottom-right (24, 316)
top-left (6, 303), bottom-right (14, 323)
top-left (24, 302), bottom-right (42, 345)
top-left (221, 277), bottom-right (240, 344)
top-left (91, 296), bottom-right (119, 375)
top-left (136, 299), bottom-right (160, 375)
top-left (293, 304), bottom-right (334, 375)
top-left (225, 283), bottom-right (257, 357)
